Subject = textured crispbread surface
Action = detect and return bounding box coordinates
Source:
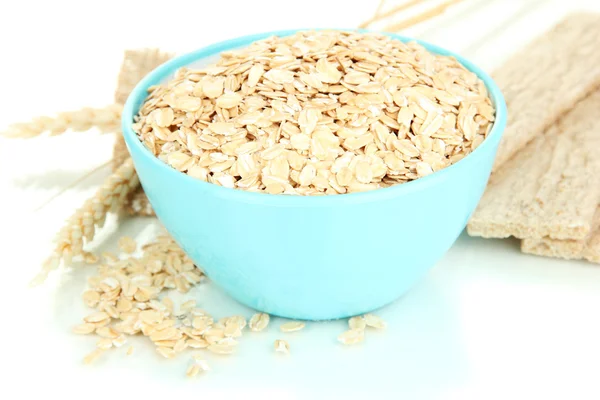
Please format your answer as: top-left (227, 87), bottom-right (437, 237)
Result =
top-left (468, 90), bottom-right (600, 240)
top-left (521, 209), bottom-right (600, 264)
top-left (113, 49), bottom-right (173, 216)
top-left (491, 13), bottom-right (600, 172)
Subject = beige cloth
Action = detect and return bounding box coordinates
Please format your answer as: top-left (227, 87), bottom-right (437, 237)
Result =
top-left (113, 49), bottom-right (173, 216)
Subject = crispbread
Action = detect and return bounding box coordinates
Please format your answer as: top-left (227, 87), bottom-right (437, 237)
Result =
top-left (468, 90), bottom-right (600, 240)
top-left (521, 209), bottom-right (600, 264)
top-left (491, 13), bottom-right (600, 171)
top-left (113, 48), bottom-right (173, 216)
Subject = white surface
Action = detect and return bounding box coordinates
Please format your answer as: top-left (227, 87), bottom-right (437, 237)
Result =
top-left (2, 0), bottom-right (600, 398)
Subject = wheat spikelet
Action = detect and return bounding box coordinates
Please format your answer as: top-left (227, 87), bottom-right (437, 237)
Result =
top-left (31, 158), bottom-right (139, 285)
top-left (2, 104), bottom-right (122, 138)
top-left (358, 0), bottom-right (465, 32)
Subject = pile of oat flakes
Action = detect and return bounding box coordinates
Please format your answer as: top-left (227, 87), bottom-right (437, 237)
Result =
top-left (134, 31), bottom-right (494, 195)
top-left (75, 234), bottom-right (386, 377)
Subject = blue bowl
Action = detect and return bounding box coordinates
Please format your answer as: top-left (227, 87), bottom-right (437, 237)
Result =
top-left (122, 30), bottom-right (507, 320)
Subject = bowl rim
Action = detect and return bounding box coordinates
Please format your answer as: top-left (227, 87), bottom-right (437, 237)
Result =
top-left (122, 29), bottom-right (507, 206)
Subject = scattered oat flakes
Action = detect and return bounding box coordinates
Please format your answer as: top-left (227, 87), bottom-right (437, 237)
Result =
top-left (84, 311), bottom-right (109, 323)
top-left (274, 339), bottom-right (290, 354)
top-left (112, 335), bottom-right (127, 348)
top-left (83, 348), bottom-right (105, 364)
top-left (174, 338), bottom-right (187, 353)
top-left (192, 354), bottom-right (210, 371)
top-left (118, 236), bottom-right (137, 254)
top-left (248, 312), bottom-right (270, 332)
top-left (364, 313), bottom-right (386, 329)
top-left (348, 316), bottom-right (366, 330)
top-left (186, 339), bottom-right (209, 349)
top-left (180, 299), bottom-right (196, 312)
top-left (280, 321), bottom-right (305, 333)
top-left (224, 322), bottom-right (242, 338)
top-left (207, 343), bottom-right (235, 355)
top-left (72, 323), bottom-right (96, 335)
top-left (75, 233), bottom-right (388, 373)
top-left (162, 297), bottom-right (175, 313)
top-left (186, 363), bottom-right (201, 378)
top-left (156, 346), bottom-right (176, 359)
top-left (337, 329), bottom-right (365, 345)
top-left (218, 337), bottom-right (239, 346)
top-left (96, 338), bottom-right (114, 350)
top-left (96, 326), bottom-right (119, 339)
top-left (75, 235), bottom-right (214, 364)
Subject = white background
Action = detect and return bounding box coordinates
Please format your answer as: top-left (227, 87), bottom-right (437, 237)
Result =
top-left (2, 0), bottom-right (600, 399)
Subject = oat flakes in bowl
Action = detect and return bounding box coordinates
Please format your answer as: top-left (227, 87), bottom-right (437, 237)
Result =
top-left (132, 30), bottom-right (495, 195)
top-left (122, 30), bottom-right (506, 320)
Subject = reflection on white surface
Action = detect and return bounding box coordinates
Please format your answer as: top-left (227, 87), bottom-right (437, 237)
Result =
top-left (19, 216), bottom-right (600, 398)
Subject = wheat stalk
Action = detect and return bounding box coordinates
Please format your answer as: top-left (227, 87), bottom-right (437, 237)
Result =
top-left (358, 0), bottom-right (424, 28)
top-left (373, 0), bottom-right (387, 18)
top-left (383, 0), bottom-right (465, 32)
top-left (31, 158), bottom-right (139, 285)
top-left (2, 104), bottom-right (122, 138)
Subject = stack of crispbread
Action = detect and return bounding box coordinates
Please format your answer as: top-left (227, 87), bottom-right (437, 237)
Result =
top-left (467, 13), bottom-right (600, 263)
